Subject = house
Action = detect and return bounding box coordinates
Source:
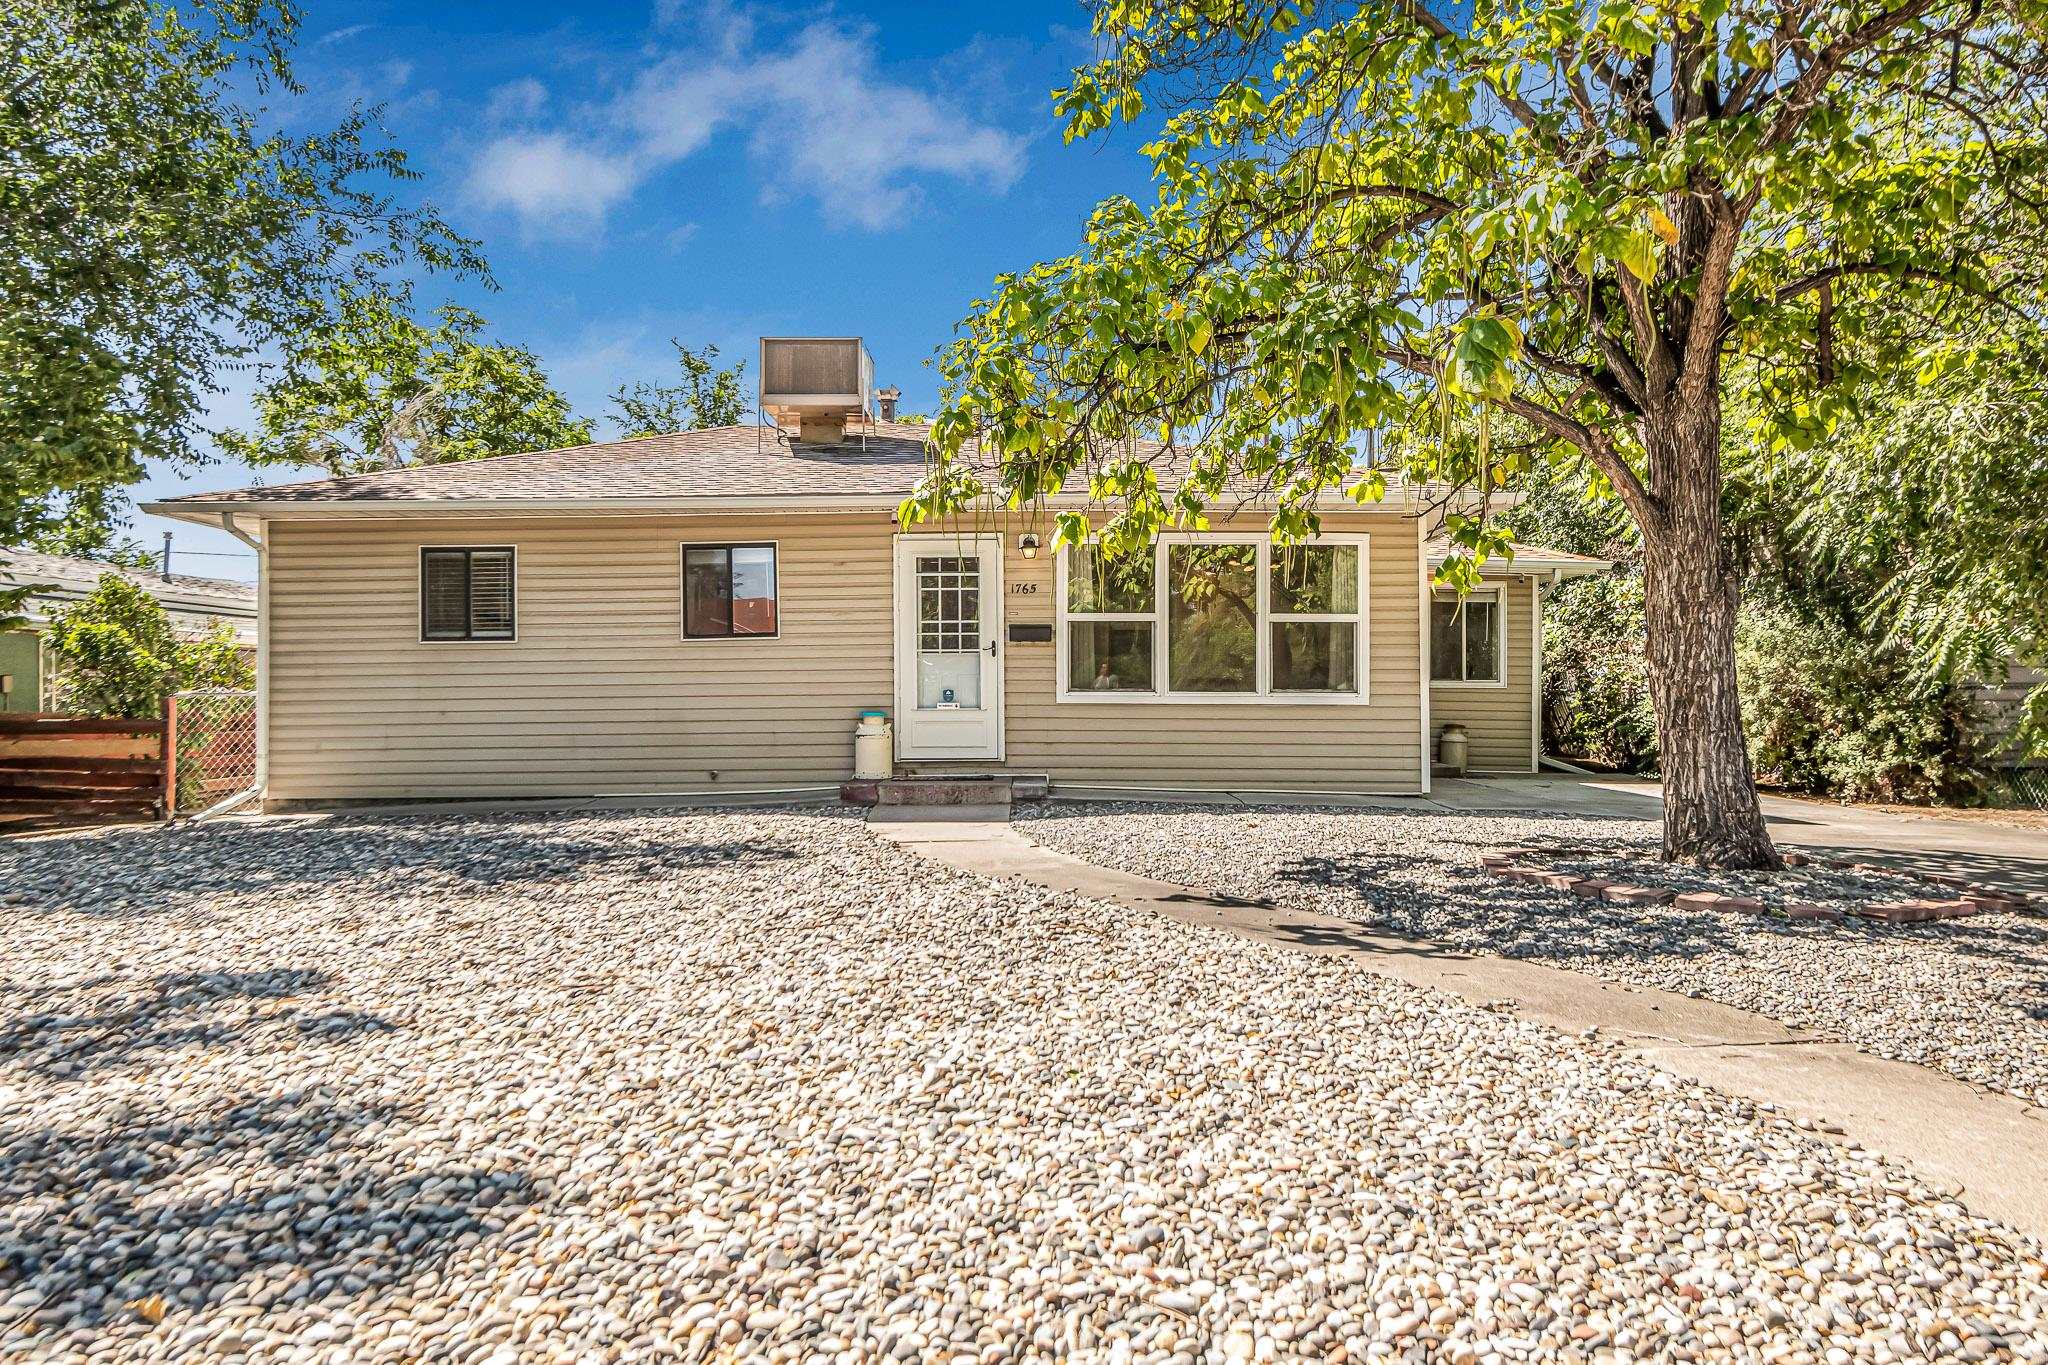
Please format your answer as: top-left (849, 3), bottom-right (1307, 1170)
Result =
top-left (145, 337), bottom-right (1607, 808)
top-left (0, 547), bottom-right (257, 714)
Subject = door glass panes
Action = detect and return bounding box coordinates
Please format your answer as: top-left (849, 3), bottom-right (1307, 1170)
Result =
top-left (915, 555), bottom-right (983, 708)
top-left (1167, 543), bottom-right (1257, 692)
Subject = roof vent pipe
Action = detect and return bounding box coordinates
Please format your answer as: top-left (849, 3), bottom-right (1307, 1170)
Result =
top-left (876, 386), bottom-right (900, 423)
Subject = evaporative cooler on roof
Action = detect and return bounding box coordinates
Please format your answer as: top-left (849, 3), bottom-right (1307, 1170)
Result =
top-left (759, 337), bottom-right (874, 444)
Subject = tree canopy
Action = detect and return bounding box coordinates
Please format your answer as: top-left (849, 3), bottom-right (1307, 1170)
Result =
top-left (1737, 340), bottom-right (2048, 757)
top-left (910, 0), bottom-right (2048, 864)
top-left (915, 0), bottom-right (2047, 538)
top-left (219, 293), bottom-right (592, 475)
top-left (1, 0), bottom-right (485, 538)
top-left (609, 341), bottom-right (750, 439)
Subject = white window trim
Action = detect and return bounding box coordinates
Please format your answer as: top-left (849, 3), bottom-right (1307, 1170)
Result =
top-left (678, 540), bottom-right (782, 642)
top-left (418, 544), bottom-right (519, 645)
top-left (1055, 531), bottom-right (1371, 705)
top-left (1429, 584), bottom-right (1508, 689)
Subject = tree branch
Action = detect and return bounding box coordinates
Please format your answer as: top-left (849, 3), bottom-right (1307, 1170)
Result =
top-left (1774, 259), bottom-right (1978, 300)
top-left (1758, 0), bottom-right (1954, 151)
top-left (1382, 344), bottom-right (1660, 525)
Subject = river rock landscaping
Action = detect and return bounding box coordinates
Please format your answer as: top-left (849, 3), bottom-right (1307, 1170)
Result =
top-left (1019, 802), bottom-right (2048, 1111)
top-left (5, 806), bottom-right (2048, 1362)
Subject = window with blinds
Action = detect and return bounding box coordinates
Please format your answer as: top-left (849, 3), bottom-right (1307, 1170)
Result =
top-left (420, 548), bottom-right (517, 642)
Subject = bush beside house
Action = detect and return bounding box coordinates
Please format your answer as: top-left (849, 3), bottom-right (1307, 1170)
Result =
top-left (1541, 568), bottom-right (1986, 802)
top-left (46, 573), bottom-right (252, 719)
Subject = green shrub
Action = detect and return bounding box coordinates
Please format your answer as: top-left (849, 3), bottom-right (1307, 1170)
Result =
top-left (1542, 571), bottom-right (1659, 771)
top-left (1735, 599), bottom-right (1983, 803)
top-left (47, 573), bottom-right (253, 718)
top-left (1543, 573), bottom-right (1982, 802)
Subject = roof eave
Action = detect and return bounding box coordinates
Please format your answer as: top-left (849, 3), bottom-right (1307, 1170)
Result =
top-left (1426, 553), bottom-right (1612, 576)
top-left (144, 485), bottom-right (1454, 521)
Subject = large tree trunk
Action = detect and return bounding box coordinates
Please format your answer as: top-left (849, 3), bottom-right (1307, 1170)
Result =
top-left (1639, 390), bottom-right (1781, 869)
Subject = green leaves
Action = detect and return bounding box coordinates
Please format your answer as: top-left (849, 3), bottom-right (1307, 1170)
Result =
top-left (610, 342), bottom-right (749, 438)
top-left (1446, 315), bottom-right (1523, 402)
top-left (920, 0), bottom-right (2048, 647)
top-left (2, 0), bottom-right (485, 540)
top-left (219, 292), bottom-right (590, 475)
top-left (45, 571), bottom-right (251, 719)
top-left (1612, 223), bottom-right (1662, 284)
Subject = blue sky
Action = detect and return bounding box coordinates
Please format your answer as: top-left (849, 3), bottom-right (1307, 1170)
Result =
top-left (142, 0), bottom-right (1156, 580)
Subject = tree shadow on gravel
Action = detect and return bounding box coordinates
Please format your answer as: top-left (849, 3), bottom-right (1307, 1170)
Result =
top-left (0, 809), bottom-right (803, 919)
top-left (1273, 852), bottom-right (2048, 1014)
top-left (0, 968), bottom-right (371, 1083)
top-left (1273, 852), bottom-right (1811, 969)
top-left (1795, 842), bottom-right (2048, 898)
top-left (0, 1093), bottom-right (535, 1335)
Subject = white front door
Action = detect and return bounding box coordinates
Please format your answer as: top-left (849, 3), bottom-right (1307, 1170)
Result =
top-left (893, 534), bottom-right (1004, 761)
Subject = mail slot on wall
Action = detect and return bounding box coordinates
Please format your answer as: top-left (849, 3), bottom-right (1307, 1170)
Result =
top-left (1007, 623), bottom-right (1054, 643)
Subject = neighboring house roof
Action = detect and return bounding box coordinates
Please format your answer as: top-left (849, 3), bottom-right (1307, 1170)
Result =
top-left (142, 421), bottom-right (1494, 518)
top-left (1425, 537), bottom-right (1612, 577)
top-left (0, 546), bottom-right (257, 641)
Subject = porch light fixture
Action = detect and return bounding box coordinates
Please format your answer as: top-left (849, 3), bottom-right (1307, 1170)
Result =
top-left (1019, 532), bottom-right (1041, 559)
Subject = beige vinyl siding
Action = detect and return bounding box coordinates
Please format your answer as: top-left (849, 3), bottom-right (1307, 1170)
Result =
top-left (1429, 576), bottom-right (1536, 773)
top-left (263, 508), bottom-right (1427, 803)
top-left (265, 515), bottom-right (894, 801)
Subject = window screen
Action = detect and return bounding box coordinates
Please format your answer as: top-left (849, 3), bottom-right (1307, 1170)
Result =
top-left (1430, 591), bottom-right (1502, 682)
top-left (420, 548), bottom-right (516, 641)
top-left (683, 544), bottom-right (778, 638)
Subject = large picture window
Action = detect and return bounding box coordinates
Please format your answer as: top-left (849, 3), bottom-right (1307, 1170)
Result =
top-left (420, 547), bottom-right (516, 642)
top-left (1430, 587), bottom-right (1505, 685)
top-left (683, 543), bottom-right (779, 638)
top-left (1057, 535), bottom-right (1368, 702)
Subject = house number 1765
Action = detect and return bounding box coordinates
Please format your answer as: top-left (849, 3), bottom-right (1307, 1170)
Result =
top-left (1009, 582), bottom-right (1040, 595)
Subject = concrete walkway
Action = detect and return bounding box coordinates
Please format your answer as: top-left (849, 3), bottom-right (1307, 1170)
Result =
top-left (873, 808), bottom-right (2048, 1239)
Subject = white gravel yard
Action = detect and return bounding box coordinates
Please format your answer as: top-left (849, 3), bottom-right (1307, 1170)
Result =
top-left (4, 808), bottom-right (2048, 1363)
top-left (1019, 802), bottom-right (2048, 1113)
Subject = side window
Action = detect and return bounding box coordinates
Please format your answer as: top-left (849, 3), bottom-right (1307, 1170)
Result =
top-left (1430, 589), bottom-right (1503, 683)
top-left (683, 544), bottom-right (779, 638)
top-left (421, 548), bottom-right (516, 642)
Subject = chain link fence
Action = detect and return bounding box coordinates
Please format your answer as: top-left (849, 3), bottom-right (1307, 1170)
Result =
top-left (167, 689), bottom-right (258, 818)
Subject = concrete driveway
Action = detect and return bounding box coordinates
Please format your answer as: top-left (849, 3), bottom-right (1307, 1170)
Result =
top-left (1426, 775), bottom-right (2048, 895)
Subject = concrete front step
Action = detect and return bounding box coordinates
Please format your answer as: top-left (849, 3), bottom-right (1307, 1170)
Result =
top-left (842, 777), bottom-right (1016, 807)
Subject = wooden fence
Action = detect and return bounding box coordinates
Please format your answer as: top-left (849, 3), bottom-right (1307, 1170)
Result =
top-left (0, 713), bottom-right (168, 832)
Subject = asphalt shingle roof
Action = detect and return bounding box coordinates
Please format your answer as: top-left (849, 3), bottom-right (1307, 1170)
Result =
top-left (153, 423), bottom-right (947, 505)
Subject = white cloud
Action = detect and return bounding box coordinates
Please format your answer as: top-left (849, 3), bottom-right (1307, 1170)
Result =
top-left (466, 6), bottom-right (1027, 238)
top-left (467, 134), bottom-right (641, 234)
top-left (484, 77), bottom-right (549, 124)
top-left (315, 22), bottom-right (372, 47)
